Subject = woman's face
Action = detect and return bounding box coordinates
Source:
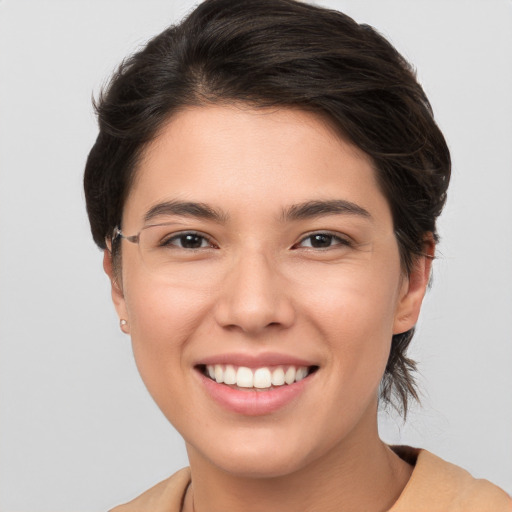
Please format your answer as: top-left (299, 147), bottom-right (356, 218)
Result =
top-left (107, 105), bottom-right (429, 477)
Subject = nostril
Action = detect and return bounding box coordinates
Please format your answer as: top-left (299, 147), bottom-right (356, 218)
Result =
top-left (212, 264), bottom-right (296, 334)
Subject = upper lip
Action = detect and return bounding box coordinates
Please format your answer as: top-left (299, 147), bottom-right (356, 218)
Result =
top-left (195, 352), bottom-right (318, 368)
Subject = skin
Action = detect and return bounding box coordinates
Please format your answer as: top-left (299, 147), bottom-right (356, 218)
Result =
top-left (104, 105), bottom-right (433, 512)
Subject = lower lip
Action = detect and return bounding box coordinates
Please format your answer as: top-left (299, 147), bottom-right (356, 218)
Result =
top-left (197, 371), bottom-right (314, 416)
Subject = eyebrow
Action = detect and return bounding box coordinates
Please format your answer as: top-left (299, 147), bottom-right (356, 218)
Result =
top-left (281, 199), bottom-right (372, 222)
top-left (143, 198), bottom-right (371, 225)
top-left (144, 200), bottom-right (229, 224)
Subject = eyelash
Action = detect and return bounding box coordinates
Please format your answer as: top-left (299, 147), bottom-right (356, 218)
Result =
top-left (159, 231), bottom-right (353, 250)
top-left (160, 231), bottom-right (217, 249)
top-left (293, 232), bottom-right (353, 250)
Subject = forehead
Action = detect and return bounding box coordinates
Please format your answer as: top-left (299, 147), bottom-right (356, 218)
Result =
top-left (122, 105), bottom-right (389, 228)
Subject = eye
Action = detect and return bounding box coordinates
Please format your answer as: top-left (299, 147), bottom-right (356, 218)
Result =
top-left (295, 232), bottom-right (352, 249)
top-left (161, 232), bottom-right (214, 249)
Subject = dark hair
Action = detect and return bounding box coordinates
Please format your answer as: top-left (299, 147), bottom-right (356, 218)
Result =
top-left (84, 0), bottom-right (451, 416)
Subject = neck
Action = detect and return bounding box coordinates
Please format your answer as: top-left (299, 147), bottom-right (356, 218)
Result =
top-left (184, 408), bottom-right (412, 512)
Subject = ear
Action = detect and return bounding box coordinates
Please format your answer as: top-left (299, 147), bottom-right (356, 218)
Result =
top-left (393, 237), bottom-right (435, 335)
top-left (103, 249), bottom-right (130, 334)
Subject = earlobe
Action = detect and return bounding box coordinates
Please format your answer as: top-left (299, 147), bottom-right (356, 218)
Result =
top-left (393, 238), bottom-right (435, 335)
top-left (103, 249), bottom-right (130, 333)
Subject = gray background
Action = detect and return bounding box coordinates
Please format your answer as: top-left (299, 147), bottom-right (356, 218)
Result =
top-left (1, 1), bottom-right (511, 510)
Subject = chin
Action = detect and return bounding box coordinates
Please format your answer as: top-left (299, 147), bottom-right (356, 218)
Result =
top-left (185, 424), bottom-right (327, 480)
top-left (211, 449), bottom-right (312, 479)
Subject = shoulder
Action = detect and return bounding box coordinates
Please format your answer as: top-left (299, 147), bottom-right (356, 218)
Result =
top-left (390, 446), bottom-right (512, 512)
top-left (109, 467), bottom-right (191, 512)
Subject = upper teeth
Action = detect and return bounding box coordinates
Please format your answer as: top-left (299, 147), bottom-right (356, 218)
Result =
top-left (206, 364), bottom-right (310, 389)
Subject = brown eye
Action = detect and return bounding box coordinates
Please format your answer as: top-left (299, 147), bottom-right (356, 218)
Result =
top-left (309, 234), bottom-right (334, 248)
top-left (162, 232), bottom-right (211, 249)
top-left (297, 233), bottom-right (352, 249)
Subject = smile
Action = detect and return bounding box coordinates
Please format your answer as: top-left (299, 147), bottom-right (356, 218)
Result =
top-left (195, 360), bottom-right (319, 415)
top-left (201, 364), bottom-right (318, 390)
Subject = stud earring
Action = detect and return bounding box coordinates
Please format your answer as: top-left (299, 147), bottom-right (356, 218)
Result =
top-left (120, 319), bottom-right (129, 333)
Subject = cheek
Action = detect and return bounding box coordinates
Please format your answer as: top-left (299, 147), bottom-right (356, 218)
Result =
top-left (127, 284), bottom-right (202, 342)
top-left (296, 258), bottom-right (403, 392)
top-left (122, 274), bottom-right (213, 406)
top-left (299, 255), bottom-right (402, 334)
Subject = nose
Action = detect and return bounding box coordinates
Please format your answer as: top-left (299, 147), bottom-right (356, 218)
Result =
top-left (213, 249), bottom-right (296, 335)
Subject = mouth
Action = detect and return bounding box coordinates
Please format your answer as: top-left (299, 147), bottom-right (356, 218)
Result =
top-left (196, 364), bottom-right (319, 391)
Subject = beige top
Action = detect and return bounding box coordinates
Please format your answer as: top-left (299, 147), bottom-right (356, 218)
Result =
top-left (110, 447), bottom-right (512, 512)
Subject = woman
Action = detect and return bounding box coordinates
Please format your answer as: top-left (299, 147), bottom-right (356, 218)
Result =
top-left (84, 0), bottom-right (511, 510)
